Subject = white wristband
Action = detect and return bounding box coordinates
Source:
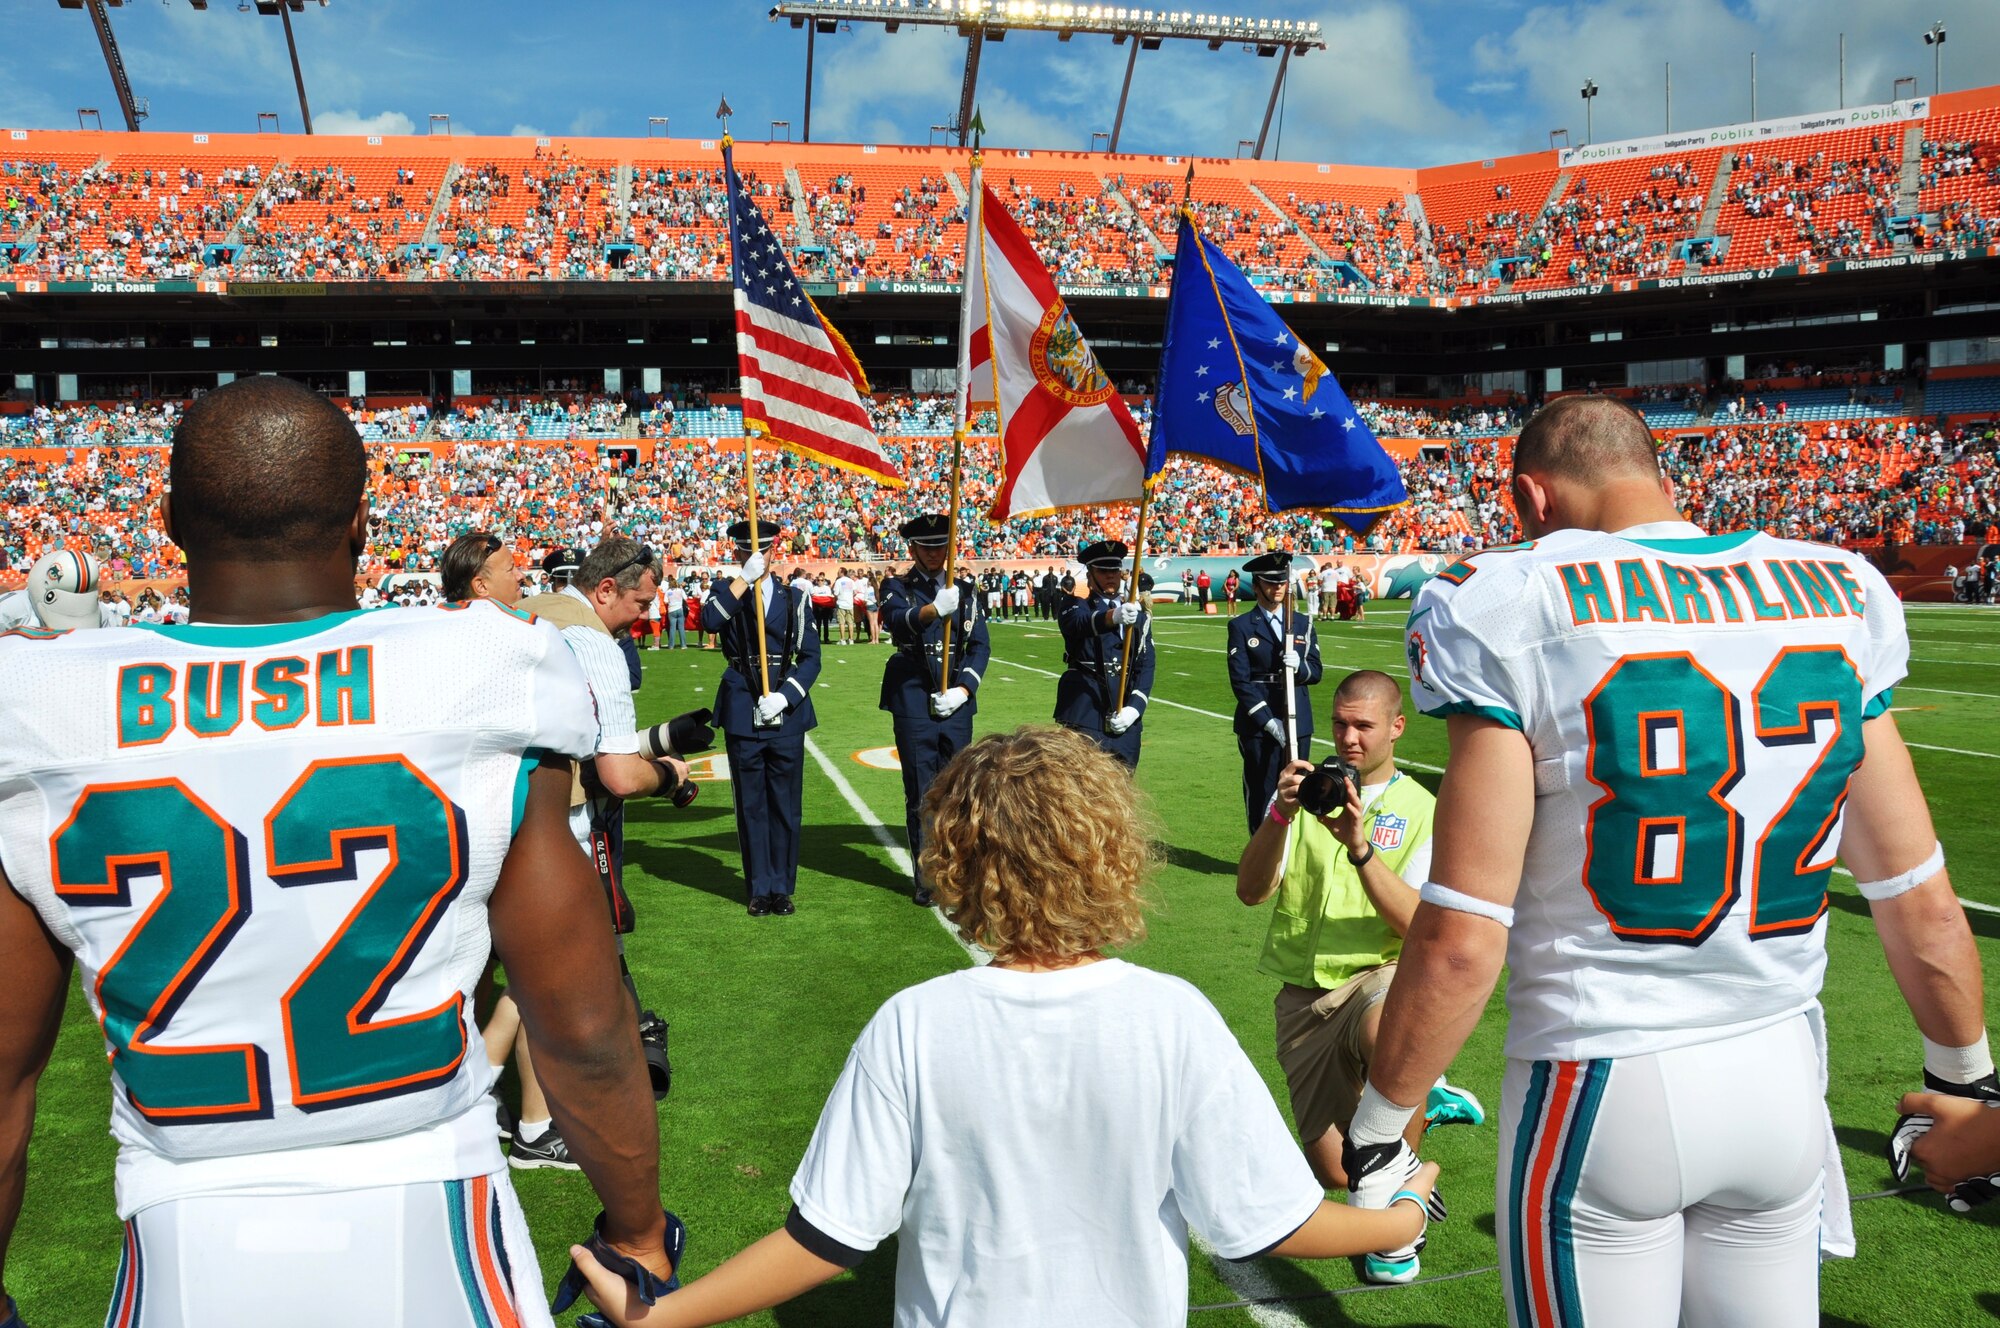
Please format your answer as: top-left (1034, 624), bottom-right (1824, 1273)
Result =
top-left (1924, 1032), bottom-right (1995, 1085)
top-left (1854, 842), bottom-right (1945, 902)
top-left (1348, 1082), bottom-right (1420, 1147)
top-left (1420, 881), bottom-right (1516, 929)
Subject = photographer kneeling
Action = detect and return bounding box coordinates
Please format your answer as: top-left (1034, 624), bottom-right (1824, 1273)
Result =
top-left (1235, 669), bottom-right (1483, 1285)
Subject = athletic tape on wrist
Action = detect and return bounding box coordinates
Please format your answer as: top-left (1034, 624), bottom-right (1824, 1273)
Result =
top-left (1924, 1031), bottom-right (1995, 1085)
top-left (1854, 842), bottom-right (1945, 902)
top-left (1420, 881), bottom-right (1516, 928)
top-left (1348, 1082), bottom-right (1420, 1147)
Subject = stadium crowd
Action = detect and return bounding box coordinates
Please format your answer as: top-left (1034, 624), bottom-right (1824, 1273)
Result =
top-left (6, 106), bottom-right (1998, 294)
top-left (3, 389), bottom-right (1996, 582)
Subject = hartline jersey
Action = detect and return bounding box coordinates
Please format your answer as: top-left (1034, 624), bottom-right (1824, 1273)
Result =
top-left (0, 602), bottom-right (598, 1217)
top-left (1406, 522), bottom-right (1908, 1062)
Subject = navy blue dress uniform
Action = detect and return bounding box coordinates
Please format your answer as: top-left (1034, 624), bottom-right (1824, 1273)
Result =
top-left (878, 514), bottom-right (992, 906)
top-left (1228, 551), bottom-right (1325, 832)
top-left (702, 519), bottom-right (822, 916)
top-left (1056, 539), bottom-right (1155, 770)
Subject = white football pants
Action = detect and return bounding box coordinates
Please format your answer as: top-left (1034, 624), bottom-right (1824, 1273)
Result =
top-left (106, 1169), bottom-right (552, 1327)
top-left (1496, 1014), bottom-right (1825, 1328)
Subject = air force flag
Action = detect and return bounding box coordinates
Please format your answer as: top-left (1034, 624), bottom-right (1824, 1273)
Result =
top-left (1149, 213), bottom-right (1407, 530)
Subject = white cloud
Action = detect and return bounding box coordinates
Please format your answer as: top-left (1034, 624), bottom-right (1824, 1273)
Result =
top-left (511, 123), bottom-right (546, 139)
top-left (314, 109), bottom-right (416, 138)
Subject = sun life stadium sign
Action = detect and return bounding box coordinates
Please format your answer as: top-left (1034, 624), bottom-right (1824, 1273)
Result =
top-left (1557, 97), bottom-right (1931, 168)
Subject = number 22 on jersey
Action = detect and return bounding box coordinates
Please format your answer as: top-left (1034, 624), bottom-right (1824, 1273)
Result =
top-left (1581, 645), bottom-right (1864, 945)
top-left (51, 755), bottom-right (470, 1124)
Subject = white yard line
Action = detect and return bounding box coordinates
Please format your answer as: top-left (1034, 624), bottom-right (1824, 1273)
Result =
top-left (1898, 685), bottom-right (2000, 700)
top-left (1186, 1233), bottom-right (1317, 1328)
top-left (802, 735), bottom-right (989, 966)
top-left (1904, 741), bottom-right (2000, 760)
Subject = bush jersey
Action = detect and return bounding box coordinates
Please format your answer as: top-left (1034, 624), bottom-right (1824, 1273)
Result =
top-left (1406, 521), bottom-right (1907, 1062)
top-left (0, 601), bottom-right (598, 1217)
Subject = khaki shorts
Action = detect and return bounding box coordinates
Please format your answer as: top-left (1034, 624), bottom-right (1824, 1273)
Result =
top-left (1273, 964), bottom-right (1397, 1145)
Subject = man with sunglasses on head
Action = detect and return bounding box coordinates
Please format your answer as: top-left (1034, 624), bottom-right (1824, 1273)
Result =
top-left (519, 538), bottom-right (690, 1162)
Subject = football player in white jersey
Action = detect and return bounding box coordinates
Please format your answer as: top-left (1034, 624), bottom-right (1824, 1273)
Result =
top-left (1341, 396), bottom-right (1991, 1327)
top-left (0, 377), bottom-right (679, 1327)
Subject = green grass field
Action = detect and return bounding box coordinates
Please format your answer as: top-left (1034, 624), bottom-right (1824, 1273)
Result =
top-left (11, 599), bottom-right (2000, 1327)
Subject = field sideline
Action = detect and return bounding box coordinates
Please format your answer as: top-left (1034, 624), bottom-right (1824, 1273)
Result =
top-left (11, 600), bottom-right (2000, 1327)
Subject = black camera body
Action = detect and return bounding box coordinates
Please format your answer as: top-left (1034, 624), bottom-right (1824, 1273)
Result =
top-left (1296, 756), bottom-right (1361, 817)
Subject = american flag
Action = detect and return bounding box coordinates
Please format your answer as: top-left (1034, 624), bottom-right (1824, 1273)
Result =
top-left (723, 144), bottom-right (901, 485)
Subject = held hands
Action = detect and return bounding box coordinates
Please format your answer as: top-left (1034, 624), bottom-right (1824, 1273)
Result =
top-left (930, 687), bottom-right (970, 718)
top-left (1115, 600), bottom-right (1143, 627)
top-left (1106, 705), bottom-right (1141, 735)
top-left (754, 692), bottom-right (790, 727)
top-left (930, 584), bottom-right (960, 618)
top-left (739, 551), bottom-right (767, 585)
top-left (1892, 1090), bottom-right (2000, 1211)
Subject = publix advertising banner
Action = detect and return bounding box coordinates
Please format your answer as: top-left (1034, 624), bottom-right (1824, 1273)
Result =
top-left (1558, 97), bottom-right (1930, 168)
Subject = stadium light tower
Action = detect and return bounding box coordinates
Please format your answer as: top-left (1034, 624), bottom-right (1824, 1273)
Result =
top-left (54, 0), bottom-right (148, 132)
top-left (1579, 79), bottom-right (1598, 145)
top-left (251, 0), bottom-right (323, 136)
top-left (768, 2), bottom-right (1324, 158)
top-left (1923, 22), bottom-right (1946, 95)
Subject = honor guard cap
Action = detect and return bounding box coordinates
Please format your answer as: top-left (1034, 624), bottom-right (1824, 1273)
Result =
top-left (727, 518), bottom-right (783, 548)
top-left (1243, 551), bottom-right (1295, 584)
top-left (899, 513), bottom-right (952, 547)
top-left (1078, 539), bottom-right (1128, 570)
top-left (541, 546), bottom-right (584, 578)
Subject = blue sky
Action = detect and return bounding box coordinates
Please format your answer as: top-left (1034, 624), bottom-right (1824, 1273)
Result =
top-left (1, 1), bottom-right (1994, 168)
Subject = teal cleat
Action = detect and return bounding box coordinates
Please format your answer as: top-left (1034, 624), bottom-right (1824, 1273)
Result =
top-left (1425, 1079), bottom-right (1486, 1132)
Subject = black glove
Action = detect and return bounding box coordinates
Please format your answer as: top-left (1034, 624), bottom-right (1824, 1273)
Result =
top-left (1340, 1137), bottom-right (1448, 1221)
top-left (550, 1208), bottom-right (686, 1315)
top-left (1923, 1069), bottom-right (2000, 1102)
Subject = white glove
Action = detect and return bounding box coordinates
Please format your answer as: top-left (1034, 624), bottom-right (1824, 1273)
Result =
top-left (740, 551), bottom-right (767, 584)
top-left (931, 584), bottom-right (960, 618)
top-left (1263, 718), bottom-right (1286, 745)
top-left (1115, 600), bottom-right (1142, 627)
top-left (754, 692), bottom-right (789, 726)
top-left (930, 687), bottom-right (970, 718)
top-left (1106, 705), bottom-right (1140, 735)
top-left (1282, 648), bottom-right (1302, 671)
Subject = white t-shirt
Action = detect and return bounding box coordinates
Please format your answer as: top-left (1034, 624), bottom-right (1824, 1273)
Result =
top-left (790, 960), bottom-right (1323, 1327)
top-left (835, 576), bottom-right (856, 610)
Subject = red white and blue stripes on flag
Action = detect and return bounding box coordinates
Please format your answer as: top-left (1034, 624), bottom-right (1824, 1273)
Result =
top-left (722, 142), bottom-right (901, 485)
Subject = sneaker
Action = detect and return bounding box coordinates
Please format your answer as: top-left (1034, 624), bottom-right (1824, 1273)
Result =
top-left (492, 1095), bottom-right (514, 1141)
top-left (1425, 1079), bottom-right (1486, 1131)
top-left (1360, 1250), bottom-right (1421, 1285)
top-left (510, 1123), bottom-right (581, 1171)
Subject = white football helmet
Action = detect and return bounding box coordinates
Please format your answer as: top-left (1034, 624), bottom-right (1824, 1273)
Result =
top-left (26, 549), bottom-right (104, 630)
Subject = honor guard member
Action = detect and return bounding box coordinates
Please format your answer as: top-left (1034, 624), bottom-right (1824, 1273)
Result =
top-left (1229, 551), bottom-right (1326, 832)
top-left (703, 519), bottom-right (822, 916)
top-left (879, 514), bottom-right (991, 907)
top-left (1056, 539), bottom-right (1155, 770)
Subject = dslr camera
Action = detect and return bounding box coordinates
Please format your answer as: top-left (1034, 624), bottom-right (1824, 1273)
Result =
top-left (1296, 756), bottom-right (1361, 818)
top-left (636, 708), bottom-right (717, 807)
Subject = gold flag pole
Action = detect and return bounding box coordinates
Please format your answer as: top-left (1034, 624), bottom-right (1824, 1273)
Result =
top-left (1112, 479), bottom-right (1152, 719)
top-left (939, 126), bottom-right (983, 695)
top-left (1111, 164), bottom-right (1193, 722)
top-left (744, 430), bottom-right (773, 701)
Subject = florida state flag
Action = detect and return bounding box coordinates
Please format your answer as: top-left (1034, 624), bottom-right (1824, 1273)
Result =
top-left (960, 174), bottom-right (1145, 520)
